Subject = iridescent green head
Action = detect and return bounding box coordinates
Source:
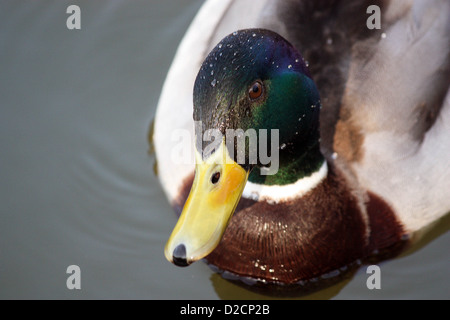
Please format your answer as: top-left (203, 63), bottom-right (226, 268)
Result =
top-left (193, 29), bottom-right (322, 184)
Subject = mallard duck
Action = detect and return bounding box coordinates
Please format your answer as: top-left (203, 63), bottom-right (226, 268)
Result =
top-left (153, 0), bottom-right (450, 294)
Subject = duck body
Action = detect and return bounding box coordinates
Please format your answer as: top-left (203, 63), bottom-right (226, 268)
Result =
top-left (153, 0), bottom-right (450, 294)
top-left (173, 162), bottom-right (406, 293)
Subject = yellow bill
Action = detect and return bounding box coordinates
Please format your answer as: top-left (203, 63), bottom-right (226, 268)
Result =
top-left (165, 140), bottom-right (249, 266)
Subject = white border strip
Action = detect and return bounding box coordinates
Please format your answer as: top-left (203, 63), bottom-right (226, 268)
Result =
top-left (242, 161), bottom-right (328, 204)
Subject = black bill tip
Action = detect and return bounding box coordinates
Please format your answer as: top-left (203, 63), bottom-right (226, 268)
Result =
top-left (172, 244), bottom-right (189, 267)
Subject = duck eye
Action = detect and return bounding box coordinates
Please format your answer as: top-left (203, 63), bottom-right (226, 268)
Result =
top-left (211, 172), bottom-right (220, 184)
top-left (248, 81), bottom-right (263, 100)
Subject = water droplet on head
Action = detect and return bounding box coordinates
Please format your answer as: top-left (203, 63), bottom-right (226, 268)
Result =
top-left (381, 32), bottom-right (387, 39)
top-left (305, 61), bottom-right (309, 67)
top-left (210, 79), bottom-right (217, 87)
top-left (280, 143), bottom-right (286, 150)
top-left (288, 64), bottom-right (292, 69)
top-left (232, 31), bottom-right (237, 36)
top-left (209, 63), bottom-right (213, 68)
top-left (210, 70), bottom-right (214, 76)
top-left (249, 46), bottom-right (253, 50)
top-left (326, 37), bottom-right (333, 45)
top-left (252, 33), bottom-right (256, 37)
top-left (295, 59), bottom-right (299, 63)
top-left (218, 43), bottom-right (222, 48)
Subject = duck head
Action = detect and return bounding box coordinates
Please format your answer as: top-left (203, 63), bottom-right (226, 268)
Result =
top-left (165, 29), bottom-right (323, 267)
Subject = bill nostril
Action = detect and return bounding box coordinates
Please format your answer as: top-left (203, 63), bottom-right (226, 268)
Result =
top-left (172, 244), bottom-right (189, 267)
top-left (211, 171), bottom-right (220, 184)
